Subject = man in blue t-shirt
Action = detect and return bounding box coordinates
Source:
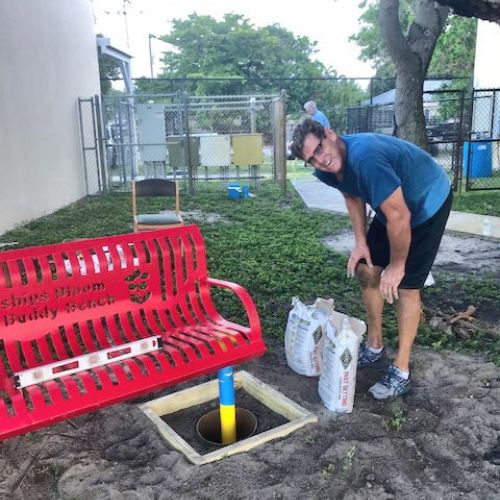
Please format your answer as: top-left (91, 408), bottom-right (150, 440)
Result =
top-left (304, 101), bottom-right (331, 129)
top-left (291, 118), bottom-right (452, 400)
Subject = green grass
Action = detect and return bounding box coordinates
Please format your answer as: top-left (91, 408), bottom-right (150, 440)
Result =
top-left (451, 189), bottom-right (500, 217)
top-left (287, 159), bottom-right (312, 179)
top-left (1, 180), bottom-right (499, 363)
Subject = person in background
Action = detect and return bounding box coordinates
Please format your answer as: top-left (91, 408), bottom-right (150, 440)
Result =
top-left (304, 100), bottom-right (331, 129)
top-left (291, 118), bottom-right (452, 400)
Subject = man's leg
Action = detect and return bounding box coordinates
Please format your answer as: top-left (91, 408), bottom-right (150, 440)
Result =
top-left (394, 288), bottom-right (421, 372)
top-left (357, 263), bottom-right (384, 348)
top-left (368, 289), bottom-right (418, 400)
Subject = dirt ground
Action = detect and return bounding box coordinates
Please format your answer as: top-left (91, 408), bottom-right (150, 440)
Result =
top-left (1, 232), bottom-right (499, 499)
top-left (323, 232), bottom-right (500, 276)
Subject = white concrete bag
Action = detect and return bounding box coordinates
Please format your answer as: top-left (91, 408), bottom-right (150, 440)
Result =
top-left (284, 297), bottom-right (334, 377)
top-left (318, 312), bottom-right (366, 413)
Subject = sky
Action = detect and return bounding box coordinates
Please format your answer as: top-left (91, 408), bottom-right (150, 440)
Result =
top-left (91, 0), bottom-right (375, 80)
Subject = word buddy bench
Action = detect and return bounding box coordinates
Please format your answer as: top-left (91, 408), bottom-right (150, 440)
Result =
top-left (0, 225), bottom-right (266, 440)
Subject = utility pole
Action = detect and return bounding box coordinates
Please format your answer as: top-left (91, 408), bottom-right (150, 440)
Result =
top-left (122, 0), bottom-right (131, 48)
top-left (148, 34), bottom-right (166, 79)
top-left (148, 34), bottom-right (154, 78)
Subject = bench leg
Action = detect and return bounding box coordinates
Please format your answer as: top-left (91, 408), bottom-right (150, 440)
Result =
top-left (218, 367), bottom-right (237, 444)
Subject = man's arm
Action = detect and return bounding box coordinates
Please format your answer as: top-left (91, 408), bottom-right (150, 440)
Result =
top-left (344, 194), bottom-right (373, 277)
top-left (378, 186), bottom-right (412, 303)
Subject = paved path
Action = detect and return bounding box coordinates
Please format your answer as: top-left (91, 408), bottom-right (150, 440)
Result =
top-left (291, 177), bottom-right (500, 239)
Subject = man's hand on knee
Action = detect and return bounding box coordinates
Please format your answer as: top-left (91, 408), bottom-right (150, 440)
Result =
top-left (380, 264), bottom-right (405, 303)
top-left (347, 244), bottom-right (373, 278)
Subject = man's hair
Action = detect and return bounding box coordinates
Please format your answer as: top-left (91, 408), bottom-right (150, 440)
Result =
top-left (291, 118), bottom-right (324, 161)
top-left (303, 100), bottom-right (317, 113)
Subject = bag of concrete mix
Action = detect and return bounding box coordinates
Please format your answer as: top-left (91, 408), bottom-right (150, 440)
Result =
top-left (285, 297), bottom-right (334, 377)
top-left (318, 311), bottom-right (365, 413)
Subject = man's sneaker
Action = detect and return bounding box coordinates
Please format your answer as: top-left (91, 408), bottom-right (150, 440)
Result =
top-left (357, 341), bottom-right (387, 367)
top-left (368, 364), bottom-right (411, 400)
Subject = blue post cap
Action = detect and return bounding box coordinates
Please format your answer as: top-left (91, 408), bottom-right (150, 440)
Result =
top-left (218, 367), bottom-right (236, 405)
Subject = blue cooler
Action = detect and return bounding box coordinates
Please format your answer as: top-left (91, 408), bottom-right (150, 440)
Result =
top-left (227, 183), bottom-right (242, 200)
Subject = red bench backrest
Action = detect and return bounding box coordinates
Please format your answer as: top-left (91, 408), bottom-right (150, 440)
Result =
top-left (0, 225), bottom-right (208, 393)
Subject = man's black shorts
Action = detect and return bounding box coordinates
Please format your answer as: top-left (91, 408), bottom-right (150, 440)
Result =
top-left (366, 188), bottom-right (453, 289)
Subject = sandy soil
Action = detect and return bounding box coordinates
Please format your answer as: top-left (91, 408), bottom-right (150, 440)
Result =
top-left (322, 232), bottom-right (500, 275)
top-left (1, 231), bottom-right (499, 499)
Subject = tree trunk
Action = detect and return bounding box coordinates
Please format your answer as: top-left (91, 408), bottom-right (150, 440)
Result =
top-left (379, 0), bottom-right (449, 148)
top-left (394, 71), bottom-right (427, 147)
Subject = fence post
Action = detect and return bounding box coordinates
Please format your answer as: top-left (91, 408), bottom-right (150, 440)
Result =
top-left (126, 95), bottom-right (138, 180)
top-left (116, 100), bottom-right (128, 185)
top-left (456, 89), bottom-right (466, 192)
top-left (250, 97), bottom-right (256, 133)
top-left (273, 90), bottom-right (287, 194)
top-left (182, 92), bottom-right (194, 195)
top-left (76, 98), bottom-right (90, 195)
top-left (94, 94), bottom-right (108, 192)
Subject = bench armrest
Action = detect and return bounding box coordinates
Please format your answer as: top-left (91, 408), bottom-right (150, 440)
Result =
top-left (206, 278), bottom-right (262, 335)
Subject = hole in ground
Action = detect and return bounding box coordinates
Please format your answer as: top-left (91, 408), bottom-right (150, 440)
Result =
top-left (161, 388), bottom-right (289, 455)
top-left (197, 407), bottom-right (257, 445)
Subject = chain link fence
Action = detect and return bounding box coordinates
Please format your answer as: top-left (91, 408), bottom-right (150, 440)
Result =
top-left (347, 88), bottom-right (471, 191)
top-left (131, 76), bottom-right (372, 134)
top-left (345, 86), bottom-right (500, 192)
top-left (95, 91), bottom-right (283, 193)
top-left (424, 89), bottom-right (468, 192)
top-left (465, 89), bottom-right (500, 191)
top-left (83, 77), bottom-right (500, 194)
top-left (77, 96), bottom-right (105, 194)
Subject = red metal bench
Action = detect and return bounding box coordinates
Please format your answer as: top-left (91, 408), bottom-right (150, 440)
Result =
top-left (0, 225), bottom-right (266, 440)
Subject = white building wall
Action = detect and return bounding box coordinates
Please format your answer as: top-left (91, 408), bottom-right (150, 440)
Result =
top-left (473, 20), bottom-right (500, 89)
top-left (0, 0), bottom-right (101, 235)
top-left (472, 20), bottom-right (500, 170)
top-left (472, 20), bottom-right (500, 135)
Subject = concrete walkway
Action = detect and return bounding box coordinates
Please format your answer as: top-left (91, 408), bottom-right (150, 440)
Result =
top-left (291, 177), bottom-right (500, 239)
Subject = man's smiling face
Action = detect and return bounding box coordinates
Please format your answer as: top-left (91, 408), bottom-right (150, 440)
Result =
top-left (302, 128), bottom-right (345, 174)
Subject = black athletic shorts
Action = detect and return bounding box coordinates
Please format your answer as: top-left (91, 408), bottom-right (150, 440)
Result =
top-left (365, 188), bottom-right (453, 289)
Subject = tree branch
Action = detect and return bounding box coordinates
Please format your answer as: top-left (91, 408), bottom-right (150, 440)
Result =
top-left (435, 0), bottom-right (500, 23)
top-left (411, 0), bottom-right (449, 73)
top-left (379, 0), bottom-right (413, 67)
top-left (380, 0), bottom-right (448, 74)
top-left (379, 0), bottom-right (450, 146)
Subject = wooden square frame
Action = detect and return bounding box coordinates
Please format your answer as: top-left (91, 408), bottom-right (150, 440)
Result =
top-left (139, 370), bottom-right (318, 465)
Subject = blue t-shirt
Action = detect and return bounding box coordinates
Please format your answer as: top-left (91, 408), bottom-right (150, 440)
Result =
top-left (314, 133), bottom-right (451, 227)
top-left (312, 110), bottom-right (331, 129)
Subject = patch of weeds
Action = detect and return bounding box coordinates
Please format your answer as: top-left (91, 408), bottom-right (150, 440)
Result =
top-left (342, 445), bottom-right (356, 475)
top-left (389, 408), bottom-right (406, 432)
top-left (321, 462), bottom-right (335, 478)
top-left (417, 322), bottom-right (450, 351)
top-left (304, 435), bottom-right (315, 445)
